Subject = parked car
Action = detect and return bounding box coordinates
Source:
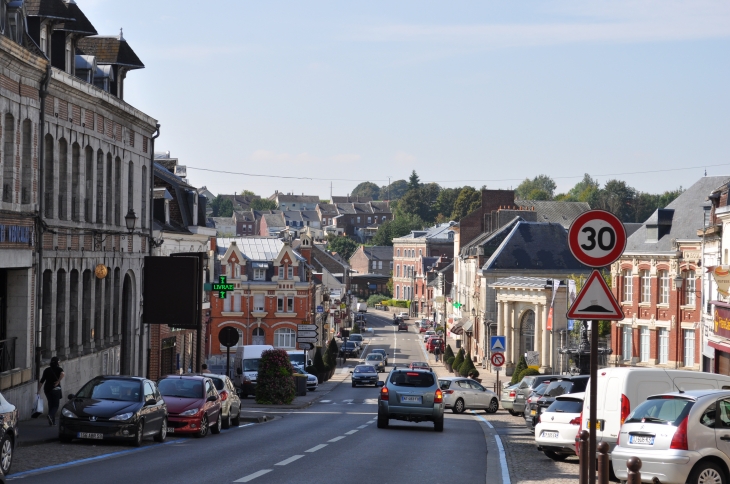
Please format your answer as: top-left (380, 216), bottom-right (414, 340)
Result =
top-left (512, 374), bottom-right (560, 415)
top-left (521, 382), bottom-right (551, 432)
top-left (422, 330), bottom-right (436, 342)
top-left (364, 354), bottom-right (386, 373)
top-left (158, 375), bottom-right (222, 438)
top-left (339, 342), bottom-right (360, 358)
top-left (612, 389), bottom-right (730, 484)
top-left (286, 350), bottom-right (312, 368)
top-left (527, 376), bottom-right (589, 432)
top-left (371, 349), bottom-right (388, 365)
top-left (397, 312), bottom-right (409, 320)
top-left (200, 373), bottom-right (241, 429)
top-left (293, 365), bottom-right (319, 391)
top-left (59, 376), bottom-right (167, 447)
top-left (439, 377), bottom-right (499, 414)
top-left (232, 344), bottom-right (274, 398)
top-left (0, 391), bottom-right (18, 475)
top-left (534, 392), bottom-right (584, 461)
top-left (377, 369), bottom-right (444, 431)
top-left (419, 326), bottom-right (427, 333)
top-left (398, 321), bottom-right (408, 331)
top-left (501, 383), bottom-right (519, 415)
top-left (349, 333), bottom-right (364, 348)
top-left (426, 337), bottom-right (444, 353)
top-left (409, 361), bottom-right (431, 370)
top-left (351, 365), bottom-right (379, 387)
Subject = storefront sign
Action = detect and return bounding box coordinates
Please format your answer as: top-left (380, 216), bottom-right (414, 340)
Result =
top-left (712, 266), bottom-right (730, 297)
top-left (714, 305), bottom-right (730, 339)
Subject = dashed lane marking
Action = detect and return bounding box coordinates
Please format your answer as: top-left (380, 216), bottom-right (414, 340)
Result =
top-left (234, 469), bottom-right (273, 482)
top-left (345, 430), bottom-right (358, 435)
top-left (275, 455), bottom-right (305, 466)
top-left (357, 425), bottom-right (368, 429)
top-left (305, 444), bottom-right (328, 452)
top-left (328, 436), bottom-right (346, 442)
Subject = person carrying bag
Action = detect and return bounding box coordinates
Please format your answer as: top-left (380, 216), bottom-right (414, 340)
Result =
top-left (37, 357), bottom-right (65, 426)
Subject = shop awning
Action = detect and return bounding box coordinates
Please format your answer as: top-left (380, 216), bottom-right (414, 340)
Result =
top-left (710, 339), bottom-right (730, 354)
top-left (462, 319), bottom-right (474, 333)
top-left (450, 320), bottom-right (465, 335)
top-left (451, 319), bottom-right (473, 335)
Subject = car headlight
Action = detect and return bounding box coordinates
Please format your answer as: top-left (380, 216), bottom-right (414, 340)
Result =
top-left (109, 412), bottom-right (134, 421)
top-left (179, 408), bottom-right (199, 416)
top-left (61, 408), bottom-right (77, 419)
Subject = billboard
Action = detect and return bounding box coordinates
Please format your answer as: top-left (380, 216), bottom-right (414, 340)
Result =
top-left (143, 256), bottom-right (200, 329)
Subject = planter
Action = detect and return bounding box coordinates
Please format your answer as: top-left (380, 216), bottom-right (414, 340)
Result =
top-left (445, 362), bottom-right (452, 372)
top-left (317, 372), bottom-right (326, 384)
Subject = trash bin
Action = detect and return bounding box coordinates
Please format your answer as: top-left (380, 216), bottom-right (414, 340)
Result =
top-left (294, 374), bottom-right (307, 396)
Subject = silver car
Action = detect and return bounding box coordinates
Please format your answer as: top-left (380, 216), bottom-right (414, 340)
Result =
top-left (501, 383), bottom-right (519, 414)
top-left (351, 365), bottom-right (379, 387)
top-left (377, 369), bottom-right (444, 431)
top-left (439, 377), bottom-right (499, 414)
top-left (370, 349), bottom-right (388, 365)
top-left (364, 354), bottom-right (386, 373)
top-left (201, 373), bottom-right (241, 429)
top-left (612, 389), bottom-right (730, 484)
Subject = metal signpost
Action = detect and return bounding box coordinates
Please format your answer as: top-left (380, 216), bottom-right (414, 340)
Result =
top-left (218, 326), bottom-right (240, 378)
top-left (567, 210), bottom-right (626, 484)
top-left (297, 323), bottom-right (318, 366)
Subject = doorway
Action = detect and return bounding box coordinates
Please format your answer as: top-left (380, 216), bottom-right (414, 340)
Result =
top-left (520, 310), bottom-right (535, 357)
top-left (252, 327), bottom-right (265, 345)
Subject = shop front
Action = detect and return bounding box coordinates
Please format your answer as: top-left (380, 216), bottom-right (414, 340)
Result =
top-left (710, 302), bottom-right (730, 375)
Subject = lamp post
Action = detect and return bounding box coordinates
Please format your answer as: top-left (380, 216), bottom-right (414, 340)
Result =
top-left (674, 273), bottom-right (684, 369)
top-left (125, 208), bottom-right (137, 233)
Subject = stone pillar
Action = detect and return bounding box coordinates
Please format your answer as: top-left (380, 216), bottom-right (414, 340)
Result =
top-left (534, 303), bottom-right (542, 367)
top-left (509, 303), bottom-right (517, 365)
top-left (497, 300), bottom-right (504, 337)
top-left (541, 303), bottom-right (550, 371)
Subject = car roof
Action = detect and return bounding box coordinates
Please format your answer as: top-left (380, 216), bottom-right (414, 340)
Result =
top-left (96, 376), bottom-right (145, 382)
top-left (646, 389), bottom-right (730, 401)
top-left (160, 375), bottom-right (210, 381)
top-left (372, 349), bottom-right (386, 352)
top-left (199, 373), bottom-right (229, 380)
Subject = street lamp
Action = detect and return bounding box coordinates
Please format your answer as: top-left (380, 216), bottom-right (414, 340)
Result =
top-left (125, 208), bottom-right (137, 233)
top-left (674, 273), bottom-right (684, 369)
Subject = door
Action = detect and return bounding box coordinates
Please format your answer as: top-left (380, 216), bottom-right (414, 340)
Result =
top-left (469, 380), bottom-right (489, 408)
top-left (716, 398), bottom-right (730, 459)
top-left (456, 379), bottom-right (478, 408)
top-left (227, 378), bottom-right (240, 417)
top-left (252, 328), bottom-right (265, 345)
top-left (142, 381), bottom-right (161, 434)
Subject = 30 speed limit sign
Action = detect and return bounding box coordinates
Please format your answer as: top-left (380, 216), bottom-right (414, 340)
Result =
top-left (568, 210), bottom-right (626, 268)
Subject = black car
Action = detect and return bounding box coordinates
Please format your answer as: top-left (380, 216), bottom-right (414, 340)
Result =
top-left (398, 321), bottom-right (408, 331)
top-left (526, 376), bottom-right (589, 432)
top-left (0, 390), bottom-right (19, 476)
top-left (59, 376), bottom-right (168, 446)
top-left (338, 342), bottom-right (360, 358)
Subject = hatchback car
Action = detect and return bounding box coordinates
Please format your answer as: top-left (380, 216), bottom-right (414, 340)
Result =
top-left (439, 377), bottom-right (499, 414)
top-left (422, 330), bottom-right (436, 341)
top-left (349, 334), bottom-right (364, 348)
top-left (398, 321), bottom-right (408, 331)
top-left (338, 342), bottom-right (360, 358)
top-left (612, 389), bottom-right (730, 484)
top-left (377, 369), bottom-right (444, 431)
top-left (527, 376), bottom-right (589, 432)
top-left (351, 365), bottom-right (379, 387)
top-left (200, 373), bottom-right (241, 429)
top-left (370, 349), bottom-right (388, 365)
top-left (512, 375), bottom-right (560, 415)
top-left (397, 312), bottom-right (409, 320)
top-left (59, 376), bottom-right (167, 447)
top-left (535, 392), bottom-right (584, 461)
top-left (293, 365), bottom-right (319, 391)
top-left (158, 375), bottom-right (222, 438)
top-left (501, 383), bottom-right (519, 415)
top-left (426, 337), bottom-right (444, 353)
top-left (0, 390), bottom-right (18, 476)
top-left (364, 354), bottom-right (386, 372)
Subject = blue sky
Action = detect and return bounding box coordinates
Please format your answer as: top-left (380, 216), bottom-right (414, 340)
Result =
top-left (82, 1), bottom-right (730, 198)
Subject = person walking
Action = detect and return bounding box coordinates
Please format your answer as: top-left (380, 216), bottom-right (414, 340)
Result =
top-left (37, 357), bottom-right (64, 426)
top-left (434, 345), bottom-right (441, 363)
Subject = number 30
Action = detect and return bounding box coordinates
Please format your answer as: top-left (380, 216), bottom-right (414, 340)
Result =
top-left (580, 227), bottom-right (615, 251)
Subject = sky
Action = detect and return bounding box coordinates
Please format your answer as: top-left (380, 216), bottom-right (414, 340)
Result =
top-left (81, 1), bottom-right (730, 199)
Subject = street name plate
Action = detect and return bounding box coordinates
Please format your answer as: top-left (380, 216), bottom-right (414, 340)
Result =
top-left (297, 330), bottom-right (318, 338)
top-left (298, 324), bottom-right (317, 331)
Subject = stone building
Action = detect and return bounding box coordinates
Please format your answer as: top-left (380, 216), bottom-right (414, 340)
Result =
top-left (349, 245), bottom-right (393, 276)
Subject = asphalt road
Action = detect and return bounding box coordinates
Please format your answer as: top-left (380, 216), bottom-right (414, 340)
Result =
top-left (14, 313), bottom-right (490, 484)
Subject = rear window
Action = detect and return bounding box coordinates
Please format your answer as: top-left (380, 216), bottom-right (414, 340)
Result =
top-left (533, 383), bottom-right (549, 395)
top-left (547, 399), bottom-right (584, 414)
top-left (625, 397), bottom-right (694, 426)
top-left (439, 380), bottom-right (452, 390)
top-left (544, 381), bottom-right (574, 397)
top-left (350, 335), bottom-right (363, 341)
top-left (354, 366), bottom-right (375, 373)
top-left (390, 371), bottom-right (435, 387)
top-left (210, 377), bottom-right (225, 391)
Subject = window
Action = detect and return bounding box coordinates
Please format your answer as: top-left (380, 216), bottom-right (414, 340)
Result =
top-left (622, 269), bottom-right (632, 302)
top-left (40, 25), bottom-right (47, 55)
top-left (114, 157), bottom-right (121, 225)
top-left (622, 326), bottom-right (632, 361)
top-left (378, 261), bottom-right (382, 270)
top-left (233, 294), bottom-right (241, 312)
top-left (658, 328), bottom-right (669, 364)
top-left (288, 267), bottom-right (293, 279)
top-left (277, 297), bottom-right (284, 312)
top-left (71, 143), bottom-right (80, 220)
top-left (683, 271), bottom-right (695, 306)
top-left (389, 261), bottom-right (393, 270)
top-left (253, 294), bottom-right (265, 311)
top-left (274, 328), bottom-right (295, 348)
top-left (640, 270), bottom-right (651, 303)
top-left (658, 270), bottom-right (669, 305)
top-left (44, 134), bottom-right (54, 217)
top-left (396, 265), bottom-right (400, 277)
top-left (2, 114), bottom-right (14, 203)
top-left (58, 138), bottom-right (68, 219)
top-left (396, 286), bottom-right (400, 299)
top-left (397, 249), bottom-right (400, 257)
top-left (640, 327), bottom-right (650, 362)
top-left (367, 217), bottom-right (371, 223)
top-left (253, 268), bottom-right (266, 281)
top-left (106, 153), bottom-right (112, 224)
top-left (20, 120), bottom-right (31, 204)
top-left (684, 329), bottom-right (695, 367)
top-left (357, 216), bottom-right (360, 223)
top-left (223, 294), bottom-right (231, 312)
top-left (65, 38), bottom-right (73, 74)
top-left (419, 249), bottom-right (422, 256)
top-left (372, 260), bottom-right (377, 270)
top-left (96, 150), bottom-right (104, 223)
top-left (234, 265), bottom-right (240, 278)
top-left (278, 267), bottom-right (284, 279)
top-left (287, 297), bottom-right (294, 312)
top-left (128, 160), bottom-right (134, 211)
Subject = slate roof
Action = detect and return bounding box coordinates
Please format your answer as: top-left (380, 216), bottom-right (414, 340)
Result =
top-left (283, 211), bottom-right (304, 223)
top-left (421, 256), bottom-right (440, 273)
top-left (211, 217), bottom-right (234, 226)
top-left (276, 194), bottom-right (320, 204)
top-left (332, 196), bottom-right (373, 203)
top-left (461, 217), bottom-right (522, 256)
top-left (482, 221), bottom-right (591, 272)
top-left (394, 221), bottom-right (457, 241)
top-left (362, 246), bottom-right (394, 261)
top-left (153, 163), bottom-right (197, 232)
top-left (624, 223), bottom-right (643, 238)
top-left (491, 276), bottom-right (559, 289)
top-left (301, 211), bottom-right (320, 223)
top-left (369, 201), bottom-right (391, 213)
top-left (335, 203), bottom-right (357, 215)
top-left (233, 210), bottom-right (255, 222)
top-left (310, 244), bottom-right (350, 276)
top-left (55, 2), bottom-right (97, 35)
top-left (77, 35), bottom-right (144, 69)
top-left (263, 213), bottom-right (286, 228)
top-left (216, 237), bottom-right (305, 262)
top-left (26, 0), bottom-right (74, 20)
top-left (625, 176), bottom-right (730, 254)
top-left (317, 203), bottom-right (338, 216)
top-left (514, 200), bottom-right (591, 228)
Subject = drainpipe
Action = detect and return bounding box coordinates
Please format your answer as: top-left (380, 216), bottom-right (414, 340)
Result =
top-left (35, 63), bottom-right (52, 380)
top-left (148, 124), bottom-right (160, 254)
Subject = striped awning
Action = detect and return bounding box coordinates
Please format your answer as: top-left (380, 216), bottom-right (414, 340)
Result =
top-left (450, 320), bottom-right (465, 335)
top-left (461, 319), bottom-right (474, 333)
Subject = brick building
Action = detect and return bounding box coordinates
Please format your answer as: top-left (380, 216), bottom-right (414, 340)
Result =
top-left (349, 245), bottom-right (393, 276)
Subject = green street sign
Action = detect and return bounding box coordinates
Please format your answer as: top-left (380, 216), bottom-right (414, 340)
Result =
top-left (212, 275), bottom-right (235, 298)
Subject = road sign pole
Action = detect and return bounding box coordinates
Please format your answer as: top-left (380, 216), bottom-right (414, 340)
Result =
top-left (589, 319), bottom-right (598, 484)
top-left (226, 345), bottom-right (230, 379)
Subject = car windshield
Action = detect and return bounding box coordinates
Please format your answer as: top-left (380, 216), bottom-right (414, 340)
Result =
top-left (354, 366), bottom-right (376, 373)
top-left (411, 362), bottom-right (428, 367)
top-left (243, 359), bottom-right (260, 372)
top-left (544, 381), bottom-right (575, 398)
top-left (390, 371), bottom-right (435, 387)
top-left (372, 350), bottom-right (385, 356)
top-left (625, 397), bottom-right (694, 426)
top-left (76, 379), bottom-right (142, 402)
top-left (344, 342), bottom-right (357, 349)
top-left (366, 355), bottom-right (382, 361)
top-left (350, 335), bottom-right (363, 341)
top-left (158, 378), bottom-right (205, 399)
top-left (547, 399), bottom-right (584, 414)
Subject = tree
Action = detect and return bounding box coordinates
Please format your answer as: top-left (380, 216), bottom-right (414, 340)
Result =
top-left (452, 348), bottom-right (465, 374)
top-left (567, 174), bottom-right (600, 202)
top-left (371, 212), bottom-right (425, 246)
top-left (240, 190), bottom-right (256, 198)
top-left (451, 186), bottom-right (481, 221)
top-left (407, 170), bottom-right (421, 191)
top-left (210, 196), bottom-right (233, 217)
top-left (326, 235), bottom-right (359, 260)
top-left (380, 180), bottom-right (408, 201)
top-left (351, 182), bottom-right (380, 200)
top-left (511, 356), bottom-right (528, 384)
top-left (593, 179), bottom-right (636, 222)
top-left (459, 352), bottom-right (475, 377)
top-left (250, 198), bottom-right (277, 211)
top-left (515, 175), bottom-right (557, 200)
top-left (324, 338), bottom-right (338, 371)
top-left (435, 187), bottom-right (461, 221)
top-left (255, 349), bottom-right (295, 405)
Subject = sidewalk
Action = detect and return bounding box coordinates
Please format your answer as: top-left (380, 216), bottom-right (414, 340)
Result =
top-left (18, 417), bottom-right (58, 447)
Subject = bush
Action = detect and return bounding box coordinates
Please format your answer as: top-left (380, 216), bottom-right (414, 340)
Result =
top-left (313, 347), bottom-right (326, 373)
top-left (468, 368), bottom-right (480, 378)
top-left (367, 294), bottom-right (389, 307)
top-left (452, 348), bottom-right (465, 374)
top-left (516, 367), bottom-right (540, 383)
top-left (255, 349), bottom-right (296, 405)
top-left (444, 344), bottom-right (455, 361)
top-left (325, 338), bottom-right (338, 369)
top-left (459, 352), bottom-right (475, 377)
top-left (446, 356), bottom-right (455, 368)
top-left (511, 356), bottom-right (528, 384)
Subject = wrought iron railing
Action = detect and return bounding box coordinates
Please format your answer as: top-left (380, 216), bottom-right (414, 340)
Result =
top-left (0, 338), bottom-right (17, 373)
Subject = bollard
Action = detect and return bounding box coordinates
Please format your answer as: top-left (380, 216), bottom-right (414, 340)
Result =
top-left (579, 430), bottom-right (589, 484)
top-left (626, 457), bottom-right (642, 484)
top-left (597, 442), bottom-right (609, 484)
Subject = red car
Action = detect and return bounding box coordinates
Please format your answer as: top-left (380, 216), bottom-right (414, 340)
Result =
top-left (409, 361), bottom-right (431, 370)
top-left (419, 326), bottom-right (427, 333)
top-left (158, 375), bottom-right (223, 438)
top-left (426, 337), bottom-right (444, 353)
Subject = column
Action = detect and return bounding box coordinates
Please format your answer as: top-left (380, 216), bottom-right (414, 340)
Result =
top-left (541, 303), bottom-right (550, 371)
top-left (509, 303), bottom-right (517, 365)
top-left (535, 303), bottom-right (543, 368)
top-left (505, 301), bottom-right (513, 365)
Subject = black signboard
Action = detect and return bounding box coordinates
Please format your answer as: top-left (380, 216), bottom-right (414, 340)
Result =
top-left (143, 256), bottom-right (199, 329)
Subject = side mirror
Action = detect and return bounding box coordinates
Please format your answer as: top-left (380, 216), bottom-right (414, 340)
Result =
top-left (377, 381), bottom-right (385, 387)
top-left (67, 394), bottom-right (75, 400)
top-left (207, 395), bottom-right (218, 402)
top-left (145, 398), bottom-right (157, 406)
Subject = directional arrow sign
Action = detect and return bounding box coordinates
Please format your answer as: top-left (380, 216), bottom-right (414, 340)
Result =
top-left (298, 324), bottom-right (317, 331)
top-left (299, 342), bottom-right (314, 350)
top-left (567, 270), bottom-right (624, 320)
top-left (297, 337), bottom-right (318, 344)
top-left (297, 330), bottom-right (318, 338)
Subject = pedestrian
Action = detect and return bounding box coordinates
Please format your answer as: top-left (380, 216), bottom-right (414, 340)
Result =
top-left (37, 356), bottom-right (64, 426)
top-left (434, 345), bottom-right (441, 363)
top-left (201, 363), bottom-right (208, 371)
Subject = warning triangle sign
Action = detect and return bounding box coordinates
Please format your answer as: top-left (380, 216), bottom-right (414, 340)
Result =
top-left (567, 270), bottom-right (625, 321)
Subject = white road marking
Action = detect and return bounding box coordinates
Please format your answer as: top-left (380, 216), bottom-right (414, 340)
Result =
top-left (363, 398), bottom-right (378, 405)
top-left (342, 399), bottom-right (353, 403)
top-left (367, 420), bottom-right (376, 423)
top-left (305, 444), bottom-right (328, 452)
top-left (275, 455), bottom-right (305, 466)
top-left (357, 425), bottom-right (368, 429)
top-left (234, 469), bottom-right (273, 482)
top-left (471, 411), bottom-right (510, 484)
top-left (328, 436), bottom-right (346, 442)
top-left (320, 400), bottom-right (332, 403)
top-left (345, 430), bottom-right (358, 435)
top-left (238, 423), bottom-right (255, 428)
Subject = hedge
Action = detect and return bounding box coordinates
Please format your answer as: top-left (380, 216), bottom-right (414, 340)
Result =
top-left (255, 349), bottom-right (295, 405)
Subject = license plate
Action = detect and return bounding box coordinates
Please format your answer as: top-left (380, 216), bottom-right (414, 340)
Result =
top-left (401, 395), bottom-right (422, 404)
top-left (586, 420), bottom-right (603, 431)
top-left (541, 431), bottom-right (559, 439)
top-left (629, 435), bottom-right (654, 445)
top-left (531, 409), bottom-right (536, 416)
top-left (167, 428), bottom-right (174, 433)
top-left (77, 432), bottom-right (103, 440)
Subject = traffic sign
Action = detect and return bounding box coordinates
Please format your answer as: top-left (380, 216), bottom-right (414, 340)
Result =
top-left (218, 326), bottom-right (240, 348)
top-left (316, 306), bottom-right (324, 313)
top-left (297, 337), bottom-right (317, 344)
top-left (567, 270), bottom-right (624, 320)
top-left (568, 210), bottom-right (627, 268)
top-left (299, 342), bottom-right (314, 350)
top-left (491, 352), bottom-right (505, 367)
top-left (490, 336), bottom-right (506, 352)
top-left (298, 324), bottom-right (317, 331)
top-left (297, 330), bottom-right (318, 338)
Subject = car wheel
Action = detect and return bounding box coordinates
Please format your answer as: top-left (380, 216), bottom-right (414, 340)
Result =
top-left (154, 418), bottom-right (167, 442)
top-left (508, 409), bottom-right (517, 416)
top-left (486, 399), bottom-right (499, 414)
top-left (195, 414), bottom-right (209, 438)
top-left (543, 450), bottom-right (569, 462)
top-left (434, 417), bottom-right (444, 432)
top-left (352, 382), bottom-right (356, 388)
top-left (211, 412), bottom-right (222, 434)
top-left (231, 409), bottom-right (241, 427)
top-left (688, 462), bottom-right (726, 484)
top-left (0, 433), bottom-right (12, 475)
top-left (222, 411), bottom-right (231, 429)
top-left (452, 398), bottom-right (465, 414)
top-left (132, 421), bottom-right (144, 447)
top-left (377, 414), bottom-right (389, 429)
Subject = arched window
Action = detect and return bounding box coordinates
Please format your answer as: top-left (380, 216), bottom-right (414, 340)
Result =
top-left (71, 143), bottom-right (80, 221)
top-left (141, 165), bottom-right (147, 228)
top-left (84, 147), bottom-right (93, 222)
top-left (56, 269), bottom-right (67, 354)
top-left (396, 249), bottom-right (400, 257)
top-left (69, 269), bottom-right (79, 353)
top-left (274, 328), bottom-right (296, 348)
top-left (128, 160), bottom-right (134, 211)
top-left (96, 150), bottom-right (104, 223)
top-left (44, 134), bottom-right (54, 217)
top-left (396, 265), bottom-right (400, 277)
top-left (41, 270), bottom-right (53, 358)
top-left (2, 113), bottom-right (14, 203)
top-left (396, 286), bottom-right (400, 299)
top-left (105, 153), bottom-right (112, 224)
top-left (82, 270), bottom-right (92, 351)
top-left (58, 138), bottom-right (68, 220)
top-left (113, 268), bottom-right (121, 339)
top-left (252, 327), bottom-right (265, 345)
top-left (114, 156), bottom-right (121, 225)
top-left (20, 119), bottom-right (31, 204)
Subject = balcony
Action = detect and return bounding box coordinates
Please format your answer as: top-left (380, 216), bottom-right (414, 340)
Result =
top-left (0, 338), bottom-right (16, 373)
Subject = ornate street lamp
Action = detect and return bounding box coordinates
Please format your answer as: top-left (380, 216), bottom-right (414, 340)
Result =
top-left (125, 208), bottom-right (137, 233)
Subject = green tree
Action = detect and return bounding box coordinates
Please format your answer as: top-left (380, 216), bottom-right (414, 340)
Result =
top-left (515, 175), bottom-right (557, 200)
top-left (240, 190), bottom-right (256, 198)
top-left (324, 338), bottom-right (338, 370)
top-left (593, 179), bottom-right (636, 222)
top-left (351, 182), bottom-right (381, 200)
top-left (255, 349), bottom-right (295, 405)
top-left (313, 347), bottom-right (326, 373)
top-left (210, 196), bottom-right (234, 217)
top-left (371, 212), bottom-right (425, 246)
top-left (567, 174), bottom-right (600, 202)
top-left (435, 187), bottom-right (461, 221)
top-left (459, 352), bottom-right (475, 377)
top-left (326, 235), bottom-right (359, 260)
top-left (451, 186), bottom-right (481, 221)
top-left (250, 198), bottom-right (277, 211)
top-left (444, 344), bottom-right (455, 361)
top-left (511, 356), bottom-right (528, 384)
top-left (526, 189), bottom-right (551, 200)
top-left (407, 170), bottom-right (421, 191)
top-left (452, 348), bottom-right (465, 374)
top-left (380, 180), bottom-right (408, 201)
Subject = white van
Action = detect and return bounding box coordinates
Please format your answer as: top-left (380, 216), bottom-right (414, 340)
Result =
top-left (583, 368), bottom-right (730, 455)
top-left (233, 345), bottom-right (274, 398)
top-left (287, 350), bottom-right (312, 369)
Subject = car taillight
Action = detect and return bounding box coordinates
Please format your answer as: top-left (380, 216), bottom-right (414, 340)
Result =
top-left (380, 387), bottom-right (389, 401)
top-left (569, 416), bottom-right (580, 426)
top-left (434, 389), bottom-right (443, 403)
top-left (443, 390), bottom-right (454, 394)
top-left (509, 391), bottom-right (516, 398)
top-left (620, 394), bottom-right (630, 426)
top-left (220, 390), bottom-right (228, 402)
top-left (670, 417), bottom-right (689, 450)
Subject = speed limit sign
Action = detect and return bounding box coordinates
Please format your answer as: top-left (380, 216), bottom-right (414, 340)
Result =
top-left (568, 210), bottom-right (626, 268)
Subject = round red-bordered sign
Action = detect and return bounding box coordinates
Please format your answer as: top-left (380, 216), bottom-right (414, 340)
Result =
top-left (491, 352), bottom-right (505, 367)
top-left (568, 210), bottom-right (626, 267)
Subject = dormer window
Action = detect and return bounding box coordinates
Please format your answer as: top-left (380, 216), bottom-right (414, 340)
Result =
top-left (234, 265), bottom-right (241, 278)
top-left (66, 38), bottom-right (74, 74)
top-left (278, 266), bottom-right (284, 279)
top-left (288, 267), bottom-right (294, 279)
top-left (40, 25), bottom-right (48, 55)
top-left (253, 268), bottom-right (266, 281)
